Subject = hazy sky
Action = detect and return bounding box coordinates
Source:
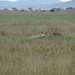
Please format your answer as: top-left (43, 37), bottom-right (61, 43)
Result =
top-left (0, 0), bottom-right (72, 2)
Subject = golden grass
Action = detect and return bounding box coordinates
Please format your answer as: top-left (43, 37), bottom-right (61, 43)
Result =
top-left (0, 11), bottom-right (75, 75)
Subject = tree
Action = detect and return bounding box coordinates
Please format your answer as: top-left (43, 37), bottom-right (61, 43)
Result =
top-left (66, 7), bottom-right (73, 11)
top-left (28, 7), bottom-right (33, 11)
top-left (39, 8), bottom-right (41, 11)
top-left (3, 8), bottom-right (9, 11)
top-left (50, 9), bottom-right (55, 12)
top-left (56, 8), bottom-right (61, 11)
top-left (12, 7), bottom-right (18, 11)
top-left (35, 9), bottom-right (38, 11)
top-left (50, 8), bottom-right (56, 12)
top-left (20, 9), bottom-right (25, 12)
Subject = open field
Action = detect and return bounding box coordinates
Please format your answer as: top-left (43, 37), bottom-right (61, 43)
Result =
top-left (0, 11), bottom-right (75, 75)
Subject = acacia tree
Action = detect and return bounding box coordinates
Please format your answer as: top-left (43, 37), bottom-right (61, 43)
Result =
top-left (28, 7), bottom-right (33, 11)
top-left (12, 7), bottom-right (18, 11)
top-left (3, 8), bottom-right (9, 11)
top-left (20, 9), bottom-right (25, 12)
top-left (66, 7), bottom-right (73, 11)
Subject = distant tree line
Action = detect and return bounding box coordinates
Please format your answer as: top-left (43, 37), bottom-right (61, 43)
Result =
top-left (1, 7), bottom-right (75, 12)
top-left (50, 7), bottom-right (75, 12)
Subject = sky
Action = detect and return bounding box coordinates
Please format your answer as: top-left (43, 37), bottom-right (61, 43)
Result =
top-left (59, 0), bottom-right (72, 2)
top-left (0, 0), bottom-right (72, 2)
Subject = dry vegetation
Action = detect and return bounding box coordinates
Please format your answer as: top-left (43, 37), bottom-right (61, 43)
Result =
top-left (0, 11), bottom-right (75, 75)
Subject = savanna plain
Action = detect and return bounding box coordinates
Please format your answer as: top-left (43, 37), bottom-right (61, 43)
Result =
top-left (0, 11), bottom-right (75, 75)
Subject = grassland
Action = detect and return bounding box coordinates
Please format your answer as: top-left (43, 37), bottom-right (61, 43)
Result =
top-left (0, 11), bottom-right (75, 75)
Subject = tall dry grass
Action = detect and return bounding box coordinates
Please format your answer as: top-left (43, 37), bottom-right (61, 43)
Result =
top-left (0, 11), bottom-right (75, 75)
